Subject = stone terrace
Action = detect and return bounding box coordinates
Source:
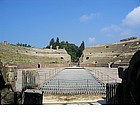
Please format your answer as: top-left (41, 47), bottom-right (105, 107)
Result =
top-left (80, 38), bottom-right (140, 67)
top-left (0, 43), bottom-right (71, 69)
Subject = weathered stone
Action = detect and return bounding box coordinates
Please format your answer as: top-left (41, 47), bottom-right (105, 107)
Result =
top-left (117, 50), bottom-right (140, 104)
top-left (22, 89), bottom-right (42, 105)
top-left (3, 41), bottom-right (8, 45)
top-left (80, 38), bottom-right (140, 67)
top-left (1, 85), bottom-right (14, 104)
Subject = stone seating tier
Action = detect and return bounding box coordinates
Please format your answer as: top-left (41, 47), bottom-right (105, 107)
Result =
top-left (81, 38), bottom-right (140, 67)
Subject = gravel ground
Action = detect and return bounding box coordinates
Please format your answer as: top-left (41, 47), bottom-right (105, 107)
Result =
top-left (43, 94), bottom-right (106, 105)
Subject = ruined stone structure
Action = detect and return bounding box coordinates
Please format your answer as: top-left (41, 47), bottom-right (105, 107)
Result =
top-left (0, 60), bottom-right (18, 104)
top-left (0, 43), bottom-right (71, 69)
top-left (0, 60), bottom-right (42, 104)
top-left (80, 38), bottom-right (140, 67)
top-left (118, 50), bottom-right (140, 104)
top-left (106, 49), bottom-right (140, 105)
top-left (3, 41), bottom-right (8, 45)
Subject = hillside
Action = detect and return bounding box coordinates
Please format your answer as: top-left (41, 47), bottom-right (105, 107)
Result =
top-left (0, 43), bottom-right (71, 68)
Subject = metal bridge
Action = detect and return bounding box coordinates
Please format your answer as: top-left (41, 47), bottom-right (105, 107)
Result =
top-left (40, 67), bottom-right (106, 95)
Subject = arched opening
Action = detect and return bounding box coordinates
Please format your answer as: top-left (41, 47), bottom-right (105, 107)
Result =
top-left (86, 57), bottom-right (89, 60)
top-left (61, 57), bottom-right (64, 60)
top-left (108, 63), bottom-right (113, 68)
top-left (123, 44), bottom-right (127, 46)
top-left (38, 64), bottom-right (41, 68)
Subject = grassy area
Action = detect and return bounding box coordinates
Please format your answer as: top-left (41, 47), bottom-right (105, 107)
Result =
top-left (0, 44), bottom-right (68, 65)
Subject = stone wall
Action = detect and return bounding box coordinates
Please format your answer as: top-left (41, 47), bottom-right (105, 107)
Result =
top-left (107, 50), bottom-right (140, 104)
top-left (15, 63), bottom-right (70, 69)
top-left (80, 38), bottom-right (140, 67)
top-left (118, 50), bottom-right (140, 104)
top-left (0, 44), bottom-right (71, 68)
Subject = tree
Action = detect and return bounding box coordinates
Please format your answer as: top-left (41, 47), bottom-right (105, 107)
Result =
top-left (45, 38), bottom-right (85, 62)
top-left (49, 38), bottom-right (55, 49)
top-left (77, 41), bottom-right (85, 58)
top-left (80, 41), bottom-right (85, 51)
top-left (56, 37), bottom-right (60, 47)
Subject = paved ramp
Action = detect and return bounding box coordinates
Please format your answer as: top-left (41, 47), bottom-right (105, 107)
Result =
top-left (41, 67), bottom-right (106, 95)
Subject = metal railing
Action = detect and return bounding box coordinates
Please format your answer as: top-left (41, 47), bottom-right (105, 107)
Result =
top-left (37, 68), bottom-right (63, 88)
top-left (86, 68), bottom-right (120, 84)
top-left (106, 83), bottom-right (123, 104)
top-left (41, 79), bottom-right (106, 95)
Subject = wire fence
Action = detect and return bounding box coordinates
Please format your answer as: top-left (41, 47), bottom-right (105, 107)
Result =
top-left (41, 79), bottom-right (106, 95)
top-left (86, 68), bottom-right (119, 84)
top-left (106, 83), bottom-right (122, 104)
top-left (37, 68), bottom-right (63, 88)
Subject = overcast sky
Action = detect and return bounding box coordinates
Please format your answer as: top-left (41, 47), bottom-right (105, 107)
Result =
top-left (0, 0), bottom-right (140, 48)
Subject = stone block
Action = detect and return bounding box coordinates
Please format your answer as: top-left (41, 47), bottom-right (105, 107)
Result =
top-left (22, 89), bottom-right (43, 105)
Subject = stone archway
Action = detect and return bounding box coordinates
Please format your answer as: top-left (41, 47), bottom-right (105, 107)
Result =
top-left (38, 64), bottom-right (41, 68)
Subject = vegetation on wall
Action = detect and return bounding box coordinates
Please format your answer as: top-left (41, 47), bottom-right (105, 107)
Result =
top-left (16, 43), bottom-right (32, 48)
top-left (45, 37), bottom-right (85, 62)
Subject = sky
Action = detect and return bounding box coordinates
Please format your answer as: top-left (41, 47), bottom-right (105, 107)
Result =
top-left (0, 0), bottom-right (140, 48)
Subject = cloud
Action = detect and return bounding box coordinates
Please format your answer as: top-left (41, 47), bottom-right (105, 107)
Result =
top-left (120, 30), bottom-right (133, 36)
top-left (122, 6), bottom-right (140, 27)
top-left (80, 13), bottom-right (99, 22)
top-left (101, 25), bottom-right (122, 38)
top-left (101, 25), bottom-right (121, 33)
top-left (101, 24), bottom-right (135, 37)
top-left (88, 37), bottom-right (96, 44)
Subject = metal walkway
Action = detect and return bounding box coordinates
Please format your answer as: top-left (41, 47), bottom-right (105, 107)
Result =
top-left (40, 67), bottom-right (106, 95)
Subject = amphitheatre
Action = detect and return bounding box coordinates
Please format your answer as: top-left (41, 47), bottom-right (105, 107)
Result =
top-left (0, 41), bottom-right (71, 69)
top-left (1, 37), bottom-right (140, 69)
top-left (80, 37), bottom-right (140, 67)
top-left (0, 36), bottom-right (140, 105)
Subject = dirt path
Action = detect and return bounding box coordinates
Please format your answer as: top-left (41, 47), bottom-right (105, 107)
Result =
top-left (43, 94), bottom-right (106, 105)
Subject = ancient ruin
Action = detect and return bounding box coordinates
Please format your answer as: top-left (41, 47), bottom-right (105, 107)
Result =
top-left (1, 37), bottom-right (140, 105)
top-left (80, 37), bottom-right (140, 68)
top-left (0, 42), bottom-right (71, 69)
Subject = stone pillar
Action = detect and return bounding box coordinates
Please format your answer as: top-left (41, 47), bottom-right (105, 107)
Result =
top-left (56, 46), bottom-right (59, 50)
top-left (4, 65), bottom-right (17, 91)
top-left (50, 45), bottom-right (52, 49)
top-left (4, 41), bottom-right (8, 45)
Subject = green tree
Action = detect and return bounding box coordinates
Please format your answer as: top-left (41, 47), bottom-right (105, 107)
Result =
top-left (49, 38), bottom-right (55, 49)
top-left (77, 41), bottom-right (85, 58)
top-left (45, 38), bottom-right (85, 62)
top-left (56, 37), bottom-right (60, 47)
top-left (80, 41), bottom-right (85, 51)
